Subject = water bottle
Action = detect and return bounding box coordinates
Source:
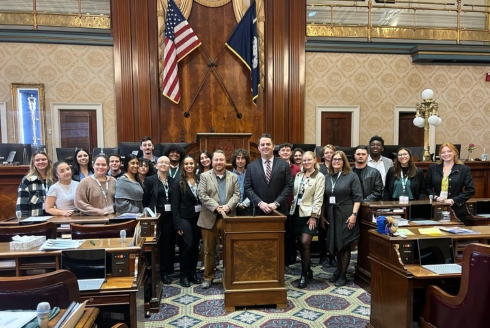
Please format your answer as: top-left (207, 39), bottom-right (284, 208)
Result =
top-left (37, 302), bottom-right (50, 328)
top-left (120, 230), bottom-right (126, 244)
top-left (482, 148), bottom-right (488, 161)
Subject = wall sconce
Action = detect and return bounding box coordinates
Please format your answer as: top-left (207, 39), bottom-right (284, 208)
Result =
top-left (414, 89), bottom-right (442, 161)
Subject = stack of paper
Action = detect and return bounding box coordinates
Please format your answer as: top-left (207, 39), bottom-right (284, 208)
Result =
top-left (39, 239), bottom-right (85, 251)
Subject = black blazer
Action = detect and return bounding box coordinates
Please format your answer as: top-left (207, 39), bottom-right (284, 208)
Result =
top-left (425, 163), bottom-right (475, 221)
top-left (142, 174), bottom-right (174, 219)
top-left (383, 166), bottom-right (425, 201)
top-left (244, 157), bottom-right (293, 216)
top-left (171, 179), bottom-right (201, 231)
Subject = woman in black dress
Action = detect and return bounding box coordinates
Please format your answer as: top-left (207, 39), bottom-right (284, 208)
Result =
top-left (383, 147), bottom-right (425, 201)
top-left (323, 151), bottom-right (363, 287)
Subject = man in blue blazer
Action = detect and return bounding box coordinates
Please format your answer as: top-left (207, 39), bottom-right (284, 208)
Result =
top-left (244, 133), bottom-right (293, 216)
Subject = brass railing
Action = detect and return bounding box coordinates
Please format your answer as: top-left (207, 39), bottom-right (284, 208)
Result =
top-left (307, 0), bottom-right (490, 43)
top-left (0, 0), bottom-right (110, 30)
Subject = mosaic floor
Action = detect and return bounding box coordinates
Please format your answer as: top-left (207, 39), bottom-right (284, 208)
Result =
top-left (146, 258), bottom-right (371, 328)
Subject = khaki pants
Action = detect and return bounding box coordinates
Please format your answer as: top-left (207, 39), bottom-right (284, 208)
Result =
top-left (201, 217), bottom-right (223, 281)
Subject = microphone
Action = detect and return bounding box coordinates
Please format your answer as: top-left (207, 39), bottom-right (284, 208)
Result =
top-left (120, 230), bottom-right (126, 243)
top-left (37, 302), bottom-right (50, 328)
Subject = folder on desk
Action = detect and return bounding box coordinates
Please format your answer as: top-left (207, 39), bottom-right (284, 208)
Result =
top-left (418, 227), bottom-right (443, 236)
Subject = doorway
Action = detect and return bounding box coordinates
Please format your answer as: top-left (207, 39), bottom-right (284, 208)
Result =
top-left (315, 106), bottom-right (360, 147)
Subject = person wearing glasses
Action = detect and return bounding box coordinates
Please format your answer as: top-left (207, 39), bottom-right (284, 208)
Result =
top-left (383, 147), bottom-right (425, 201)
top-left (16, 151), bottom-right (55, 218)
top-left (367, 135), bottom-right (393, 186)
top-left (290, 151), bottom-right (325, 288)
top-left (323, 151), bottom-right (363, 287)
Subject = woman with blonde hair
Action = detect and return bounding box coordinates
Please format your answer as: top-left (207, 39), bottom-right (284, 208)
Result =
top-left (425, 142), bottom-right (475, 223)
top-left (16, 151), bottom-right (55, 218)
top-left (290, 151), bottom-right (325, 288)
top-left (323, 151), bottom-right (363, 286)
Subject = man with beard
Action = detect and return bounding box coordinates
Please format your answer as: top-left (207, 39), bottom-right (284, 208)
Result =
top-left (198, 150), bottom-right (240, 289)
top-left (367, 135), bottom-right (393, 186)
top-left (107, 153), bottom-right (124, 178)
top-left (352, 145), bottom-right (383, 201)
top-left (140, 136), bottom-right (159, 163)
top-left (163, 144), bottom-right (186, 179)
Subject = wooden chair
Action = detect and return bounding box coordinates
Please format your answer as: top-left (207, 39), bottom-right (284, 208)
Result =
top-left (419, 243), bottom-right (490, 328)
top-left (0, 221), bottom-right (57, 242)
top-left (70, 220), bottom-right (138, 239)
top-left (0, 270), bottom-right (80, 310)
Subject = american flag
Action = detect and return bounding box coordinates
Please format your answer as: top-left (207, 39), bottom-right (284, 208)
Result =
top-left (162, 0), bottom-right (201, 104)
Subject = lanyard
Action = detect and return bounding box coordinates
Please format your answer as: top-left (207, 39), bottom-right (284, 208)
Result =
top-left (400, 170), bottom-right (408, 193)
top-left (169, 166), bottom-right (179, 178)
top-left (158, 175), bottom-right (169, 203)
top-left (91, 175), bottom-right (108, 203)
top-left (330, 172), bottom-right (341, 194)
top-left (188, 181), bottom-right (199, 203)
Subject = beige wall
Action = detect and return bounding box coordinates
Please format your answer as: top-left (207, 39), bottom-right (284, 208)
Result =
top-left (0, 42), bottom-right (116, 158)
top-left (305, 52), bottom-right (490, 158)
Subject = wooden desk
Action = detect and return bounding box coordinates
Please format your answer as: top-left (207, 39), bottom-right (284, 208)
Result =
top-left (356, 200), bottom-right (458, 290)
top-left (49, 307), bottom-right (99, 328)
top-left (142, 233), bottom-right (162, 314)
top-left (367, 226), bottom-right (490, 328)
top-left (0, 165), bottom-right (28, 221)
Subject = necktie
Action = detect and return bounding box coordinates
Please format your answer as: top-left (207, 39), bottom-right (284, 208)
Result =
top-left (266, 160), bottom-right (272, 183)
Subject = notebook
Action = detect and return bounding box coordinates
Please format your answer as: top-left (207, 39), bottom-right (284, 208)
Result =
top-left (409, 203), bottom-right (433, 221)
top-left (475, 201), bottom-right (490, 218)
top-left (418, 238), bottom-right (461, 275)
top-left (61, 249), bottom-right (106, 291)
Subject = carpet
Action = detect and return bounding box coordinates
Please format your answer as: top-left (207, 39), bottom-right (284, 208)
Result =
top-left (147, 257), bottom-right (370, 327)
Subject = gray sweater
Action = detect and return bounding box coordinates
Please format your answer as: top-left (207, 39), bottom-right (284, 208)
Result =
top-left (115, 175), bottom-right (144, 213)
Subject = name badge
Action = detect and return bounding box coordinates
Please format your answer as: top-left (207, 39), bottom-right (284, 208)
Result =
top-left (165, 204), bottom-right (171, 212)
top-left (439, 191), bottom-right (448, 200)
top-left (297, 197), bottom-right (302, 205)
top-left (329, 196), bottom-right (336, 204)
top-left (195, 205), bottom-right (202, 213)
top-left (399, 195), bottom-right (409, 204)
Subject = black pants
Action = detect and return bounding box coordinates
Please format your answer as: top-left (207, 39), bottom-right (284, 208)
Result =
top-left (177, 216), bottom-right (201, 278)
top-left (159, 214), bottom-right (177, 276)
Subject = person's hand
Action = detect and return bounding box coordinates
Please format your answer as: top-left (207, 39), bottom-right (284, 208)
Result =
top-left (63, 210), bottom-right (74, 216)
top-left (346, 215), bottom-right (356, 229)
top-left (221, 205), bottom-right (231, 214)
top-left (177, 229), bottom-right (184, 235)
top-left (320, 216), bottom-right (328, 228)
top-left (259, 202), bottom-right (271, 213)
top-left (445, 199), bottom-right (455, 206)
top-left (267, 203), bottom-right (277, 211)
top-left (308, 218), bottom-right (316, 230)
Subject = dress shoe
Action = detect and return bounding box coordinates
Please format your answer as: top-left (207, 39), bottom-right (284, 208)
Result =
top-left (162, 275), bottom-right (172, 285)
top-left (189, 274), bottom-right (202, 284)
top-left (328, 256), bottom-right (338, 267)
top-left (201, 279), bottom-right (213, 289)
top-left (180, 277), bottom-right (191, 287)
top-left (328, 269), bottom-right (340, 283)
top-left (307, 268), bottom-right (313, 280)
top-left (334, 277), bottom-right (348, 287)
top-left (298, 276), bottom-right (309, 289)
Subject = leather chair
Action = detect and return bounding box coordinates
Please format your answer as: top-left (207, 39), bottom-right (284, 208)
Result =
top-left (0, 222), bottom-right (57, 242)
top-left (0, 270), bottom-right (79, 310)
top-left (419, 243), bottom-right (490, 328)
top-left (70, 220), bottom-right (137, 239)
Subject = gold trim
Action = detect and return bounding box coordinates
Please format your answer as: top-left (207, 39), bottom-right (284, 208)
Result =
top-left (194, 0), bottom-right (231, 7)
top-left (0, 12), bottom-right (109, 29)
top-left (11, 83), bottom-right (46, 145)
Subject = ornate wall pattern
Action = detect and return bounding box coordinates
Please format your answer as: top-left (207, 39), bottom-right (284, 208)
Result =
top-left (0, 43), bottom-right (116, 156)
top-left (305, 52), bottom-right (490, 157)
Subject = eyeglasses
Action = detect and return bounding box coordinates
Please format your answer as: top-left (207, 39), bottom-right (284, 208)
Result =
top-left (397, 153), bottom-right (409, 157)
top-left (332, 158), bottom-right (343, 162)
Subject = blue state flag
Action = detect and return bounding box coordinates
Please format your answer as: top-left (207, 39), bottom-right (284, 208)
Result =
top-left (225, 1), bottom-right (259, 104)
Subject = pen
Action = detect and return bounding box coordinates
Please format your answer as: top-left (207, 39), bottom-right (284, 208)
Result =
top-left (90, 240), bottom-right (95, 246)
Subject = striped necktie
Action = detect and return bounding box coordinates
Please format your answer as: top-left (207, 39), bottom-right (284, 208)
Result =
top-left (266, 160), bottom-right (272, 183)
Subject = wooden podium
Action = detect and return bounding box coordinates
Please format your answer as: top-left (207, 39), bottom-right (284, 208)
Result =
top-left (222, 212), bottom-right (287, 311)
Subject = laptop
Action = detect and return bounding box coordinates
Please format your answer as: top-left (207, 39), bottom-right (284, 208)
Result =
top-left (409, 203), bottom-right (433, 221)
top-left (61, 249), bottom-right (107, 291)
top-left (417, 238), bottom-right (461, 275)
top-left (476, 201), bottom-right (490, 218)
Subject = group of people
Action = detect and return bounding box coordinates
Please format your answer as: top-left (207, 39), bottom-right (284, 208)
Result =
top-left (15, 133), bottom-right (475, 291)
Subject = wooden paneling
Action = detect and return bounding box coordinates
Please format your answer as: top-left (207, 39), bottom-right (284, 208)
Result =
top-left (0, 166), bottom-right (28, 221)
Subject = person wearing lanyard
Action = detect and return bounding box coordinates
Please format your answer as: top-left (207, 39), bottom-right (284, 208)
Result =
top-left (74, 154), bottom-right (116, 215)
top-left (290, 151), bottom-right (325, 288)
top-left (162, 143), bottom-right (186, 179)
top-left (115, 154), bottom-right (144, 213)
top-left (323, 151), bottom-right (363, 287)
top-left (16, 151), bottom-right (55, 218)
top-left (383, 147), bottom-right (425, 201)
top-left (425, 142), bottom-right (475, 223)
top-left (172, 155), bottom-right (203, 287)
top-left (143, 156), bottom-right (176, 285)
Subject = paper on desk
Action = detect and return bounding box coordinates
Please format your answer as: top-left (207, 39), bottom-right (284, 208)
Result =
top-left (22, 216), bottom-right (53, 222)
top-left (418, 227), bottom-right (443, 236)
top-left (396, 228), bottom-right (415, 236)
top-left (39, 239), bottom-right (85, 250)
top-left (0, 310), bottom-right (37, 328)
top-left (397, 220), bottom-right (409, 227)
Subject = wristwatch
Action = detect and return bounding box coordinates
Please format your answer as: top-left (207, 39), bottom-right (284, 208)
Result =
top-left (274, 201), bottom-right (280, 208)
top-left (352, 212), bottom-right (358, 217)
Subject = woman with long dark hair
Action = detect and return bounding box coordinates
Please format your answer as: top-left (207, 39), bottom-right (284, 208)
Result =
top-left (115, 154), bottom-right (144, 213)
top-left (383, 147), bottom-right (425, 201)
top-left (71, 148), bottom-right (93, 181)
top-left (172, 155), bottom-right (202, 287)
top-left (143, 156), bottom-right (175, 285)
top-left (197, 150), bottom-right (212, 175)
top-left (16, 151), bottom-right (55, 218)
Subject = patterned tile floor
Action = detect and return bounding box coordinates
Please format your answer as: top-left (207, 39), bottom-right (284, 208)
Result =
top-left (146, 257), bottom-right (370, 328)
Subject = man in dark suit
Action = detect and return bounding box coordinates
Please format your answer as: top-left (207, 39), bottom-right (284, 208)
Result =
top-left (244, 133), bottom-right (293, 216)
